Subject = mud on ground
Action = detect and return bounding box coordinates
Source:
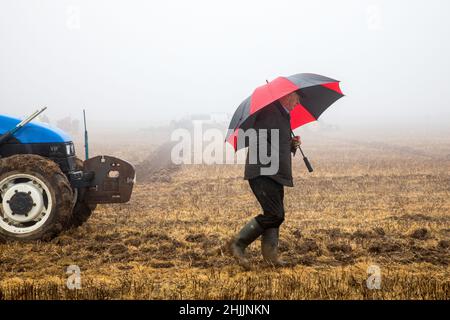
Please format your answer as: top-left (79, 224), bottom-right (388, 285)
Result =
top-left (0, 132), bottom-right (449, 299)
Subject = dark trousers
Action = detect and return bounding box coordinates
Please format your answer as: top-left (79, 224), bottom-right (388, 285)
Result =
top-left (249, 176), bottom-right (285, 229)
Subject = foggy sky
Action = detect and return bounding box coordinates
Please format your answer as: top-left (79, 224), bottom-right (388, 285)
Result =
top-left (0, 0), bottom-right (449, 130)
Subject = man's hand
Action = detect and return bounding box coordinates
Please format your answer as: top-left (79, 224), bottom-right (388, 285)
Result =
top-left (291, 135), bottom-right (301, 154)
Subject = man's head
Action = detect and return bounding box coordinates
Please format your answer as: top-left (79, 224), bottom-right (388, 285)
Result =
top-left (278, 92), bottom-right (300, 111)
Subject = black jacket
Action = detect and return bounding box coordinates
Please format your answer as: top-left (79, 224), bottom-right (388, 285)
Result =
top-left (244, 101), bottom-right (293, 187)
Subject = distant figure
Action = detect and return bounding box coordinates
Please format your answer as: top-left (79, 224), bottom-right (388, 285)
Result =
top-left (228, 92), bottom-right (301, 269)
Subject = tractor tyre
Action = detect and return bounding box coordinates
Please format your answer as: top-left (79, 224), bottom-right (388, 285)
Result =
top-left (66, 158), bottom-right (96, 228)
top-left (0, 154), bottom-right (74, 242)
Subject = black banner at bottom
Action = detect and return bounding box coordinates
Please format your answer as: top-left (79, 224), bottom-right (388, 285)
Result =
top-left (0, 300), bottom-right (445, 318)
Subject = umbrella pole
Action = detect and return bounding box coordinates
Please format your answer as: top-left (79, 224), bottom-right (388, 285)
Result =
top-left (291, 131), bottom-right (314, 173)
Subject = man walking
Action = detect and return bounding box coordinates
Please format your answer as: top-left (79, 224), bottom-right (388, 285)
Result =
top-left (229, 92), bottom-right (301, 269)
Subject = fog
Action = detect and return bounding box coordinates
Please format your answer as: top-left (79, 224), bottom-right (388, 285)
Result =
top-left (1, 0), bottom-right (449, 134)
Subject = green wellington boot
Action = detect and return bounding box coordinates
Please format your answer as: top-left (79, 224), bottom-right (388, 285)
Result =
top-left (261, 227), bottom-right (287, 267)
top-left (229, 218), bottom-right (264, 270)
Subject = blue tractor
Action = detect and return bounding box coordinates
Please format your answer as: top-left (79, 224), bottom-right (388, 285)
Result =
top-left (0, 108), bottom-right (135, 242)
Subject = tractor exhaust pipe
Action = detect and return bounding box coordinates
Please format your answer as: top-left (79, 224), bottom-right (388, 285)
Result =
top-left (83, 109), bottom-right (89, 160)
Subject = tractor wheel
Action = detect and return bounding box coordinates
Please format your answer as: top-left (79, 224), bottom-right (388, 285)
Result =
top-left (67, 158), bottom-right (96, 228)
top-left (0, 154), bottom-right (74, 242)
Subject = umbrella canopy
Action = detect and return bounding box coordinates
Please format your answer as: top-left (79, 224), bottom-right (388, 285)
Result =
top-left (226, 73), bottom-right (344, 150)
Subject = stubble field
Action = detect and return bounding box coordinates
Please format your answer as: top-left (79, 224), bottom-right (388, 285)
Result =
top-left (0, 128), bottom-right (449, 299)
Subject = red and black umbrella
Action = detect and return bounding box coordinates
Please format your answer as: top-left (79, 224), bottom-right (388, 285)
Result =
top-left (226, 73), bottom-right (344, 171)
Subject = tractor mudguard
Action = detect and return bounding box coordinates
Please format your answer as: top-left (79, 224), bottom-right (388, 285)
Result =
top-left (83, 156), bottom-right (135, 204)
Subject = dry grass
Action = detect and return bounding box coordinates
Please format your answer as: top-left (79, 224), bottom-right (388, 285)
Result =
top-left (0, 130), bottom-right (449, 300)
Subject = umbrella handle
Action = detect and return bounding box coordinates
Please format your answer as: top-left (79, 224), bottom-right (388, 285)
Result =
top-left (291, 131), bottom-right (314, 173)
top-left (298, 146), bottom-right (314, 172)
top-left (303, 155), bottom-right (314, 173)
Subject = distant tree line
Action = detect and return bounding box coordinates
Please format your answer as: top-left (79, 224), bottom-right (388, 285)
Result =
top-left (37, 114), bottom-right (80, 135)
